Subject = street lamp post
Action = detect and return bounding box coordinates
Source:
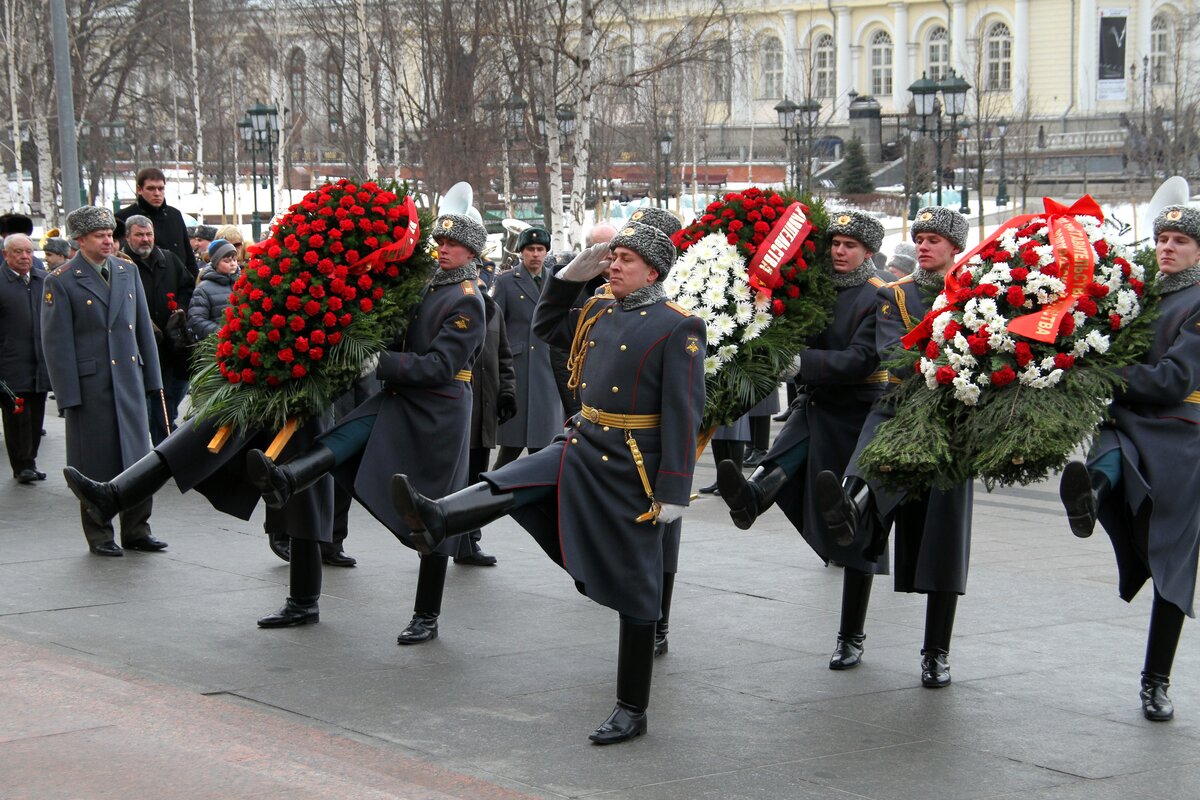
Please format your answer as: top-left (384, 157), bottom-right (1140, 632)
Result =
top-left (503, 94), bottom-right (527, 219)
top-left (957, 120), bottom-right (972, 215)
top-left (798, 98), bottom-right (822, 196)
top-left (660, 131), bottom-right (673, 211)
top-left (907, 69), bottom-right (970, 210)
top-left (238, 119), bottom-right (259, 240)
top-left (99, 120), bottom-right (126, 213)
top-left (774, 97), bottom-right (798, 190)
top-left (248, 103), bottom-right (280, 223)
top-left (996, 117), bottom-right (1009, 207)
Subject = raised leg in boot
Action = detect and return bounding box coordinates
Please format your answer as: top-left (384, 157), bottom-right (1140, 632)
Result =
top-left (590, 616), bottom-right (655, 744)
top-left (397, 554), bottom-right (448, 645)
top-left (258, 538), bottom-right (321, 627)
top-left (247, 445), bottom-right (337, 509)
top-left (655, 572), bottom-right (674, 657)
top-left (830, 569), bottom-right (873, 670)
top-left (816, 472), bottom-right (872, 546)
top-left (1059, 460), bottom-right (1113, 539)
top-left (391, 475), bottom-right (516, 555)
top-left (1141, 590), bottom-right (1184, 721)
top-left (920, 592), bottom-right (958, 688)
top-left (719, 461), bottom-right (790, 530)
top-left (65, 451), bottom-right (172, 526)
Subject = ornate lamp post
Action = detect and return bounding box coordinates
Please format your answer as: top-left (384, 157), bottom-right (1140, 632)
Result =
top-left (774, 97), bottom-right (798, 190)
top-left (957, 119), bottom-right (972, 215)
top-left (247, 103), bottom-right (280, 222)
top-left (502, 94), bottom-right (527, 218)
top-left (798, 98), bottom-right (822, 195)
top-left (996, 116), bottom-right (1009, 207)
top-left (659, 131), bottom-right (673, 210)
top-left (940, 70), bottom-right (971, 214)
top-left (238, 119), bottom-right (260, 240)
top-left (908, 69), bottom-right (970, 209)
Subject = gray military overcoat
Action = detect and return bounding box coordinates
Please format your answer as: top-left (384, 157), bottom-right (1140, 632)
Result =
top-left (41, 253), bottom-right (163, 481)
top-left (1093, 282), bottom-right (1200, 617)
top-left (846, 275), bottom-right (973, 594)
top-left (333, 277), bottom-right (486, 553)
top-left (492, 266), bottom-right (564, 448)
top-left (483, 275), bottom-right (707, 621)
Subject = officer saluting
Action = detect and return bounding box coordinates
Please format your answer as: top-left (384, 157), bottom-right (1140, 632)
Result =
top-left (42, 206), bottom-right (167, 557)
top-left (392, 221), bottom-right (706, 744)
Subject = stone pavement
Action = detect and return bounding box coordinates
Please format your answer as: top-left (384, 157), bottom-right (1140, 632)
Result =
top-left (2, 409), bottom-right (1199, 800)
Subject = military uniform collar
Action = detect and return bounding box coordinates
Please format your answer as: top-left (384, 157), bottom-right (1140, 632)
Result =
top-left (911, 266), bottom-right (946, 290)
top-left (430, 263), bottom-right (478, 287)
top-left (1155, 263), bottom-right (1200, 295)
top-left (825, 260), bottom-right (878, 289)
top-left (618, 282), bottom-right (667, 310)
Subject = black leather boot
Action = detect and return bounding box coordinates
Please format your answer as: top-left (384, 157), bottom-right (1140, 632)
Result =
top-left (247, 445), bottom-right (336, 509)
top-left (1140, 672), bottom-right (1174, 721)
top-left (816, 472), bottom-right (871, 546)
top-left (392, 476), bottom-right (515, 555)
top-left (920, 592), bottom-right (958, 688)
top-left (1059, 461), bottom-right (1110, 538)
top-left (590, 618), bottom-right (654, 744)
top-left (65, 451), bottom-right (172, 526)
top-left (397, 554), bottom-right (448, 645)
top-left (655, 573), bottom-right (674, 657)
top-left (719, 460), bottom-right (789, 530)
top-left (1140, 591), bottom-right (1184, 720)
top-left (830, 569), bottom-right (873, 670)
top-left (258, 538), bottom-right (321, 627)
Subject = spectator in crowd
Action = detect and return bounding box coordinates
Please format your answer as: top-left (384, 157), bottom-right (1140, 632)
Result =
top-left (190, 225), bottom-right (217, 263)
top-left (0, 233), bottom-right (51, 484)
top-left (886, 242), bottom-right (918, 279)
top-left (42, 238), bottom-right (72, 270)
top-left (0, 214), bottom-right (43, 271)
top-left (214, 225), bottom-right (247, 266)
top-left (122, 215), bottom-right (195, 445)
top-left (116, 167), bottom-right (198, 277)
top-left (188, 240), bottom-right (239, 340)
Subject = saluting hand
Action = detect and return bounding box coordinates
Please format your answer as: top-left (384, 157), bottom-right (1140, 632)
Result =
top-left (558, 242), bottom-right (611, 282)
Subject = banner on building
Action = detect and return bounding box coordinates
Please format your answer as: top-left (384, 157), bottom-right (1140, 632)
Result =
top-left (1097, 10), bottom-right (1128, 100)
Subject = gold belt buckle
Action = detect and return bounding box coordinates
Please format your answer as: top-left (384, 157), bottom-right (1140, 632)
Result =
top-left (581, 405), bottom-right (600, 424)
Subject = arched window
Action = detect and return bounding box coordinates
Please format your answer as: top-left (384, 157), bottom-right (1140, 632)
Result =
top-left (708, 39), bottom-right (732, 106)
top-left (758, 35), bottom-right (784, 99)
top-left (287, 48), bottom-right (306, 116)
top-left (324, 49), bottom-right (343, 135)
top-left (813, 33), bottom-right (835, 97)
top-left (985, 22), bottom-right (1012, 90)
top-left (1151, 14), bottom-right (1172, 84)
top-left (926, 26), bottom-right (949, 80)
top-left (870, 30), bottom-right (893, 97)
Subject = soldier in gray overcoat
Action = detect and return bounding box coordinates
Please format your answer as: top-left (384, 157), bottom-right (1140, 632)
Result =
top-left (1059, 204), bottom-right (1200, 722)
top-left (815, 207), bottom-right (974, 689)
top-left (41, 206), bottom-right (167, 557)
top-left (247, 212), bottom-right (486, 643)
top-left (491, 226), bottom-right (564, 467)
top-left (392, 222), bottom-right (706, 745)
top-left (717, 211), bottom-right (891, 671)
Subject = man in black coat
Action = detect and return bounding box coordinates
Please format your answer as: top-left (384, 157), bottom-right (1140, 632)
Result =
top-left (122, 215), bottom-right (195, 444)
top-left (0, 233), bottom-right (51, 483)
top-left (116, 168), bottom-right (198, 278)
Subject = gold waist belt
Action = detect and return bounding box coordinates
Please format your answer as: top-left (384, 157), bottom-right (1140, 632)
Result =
top-left (859, 370), bottom-right (893, 384)
top-left (455, 370), bottom-right (473, 382)
top-left (1185, 391), bottom-right (1200, 405)
top-left (579, 404), bottom-right (661, 429)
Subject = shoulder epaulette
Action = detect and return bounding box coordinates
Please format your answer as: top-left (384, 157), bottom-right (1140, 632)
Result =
top-left (665, 301), bottom-right (692, 316)
top-left (868, 276), bottom-right (887, 288)
top-left (111, 255), bottom-right (135, 266)
top-left (887, 275), bottom-right (915, 287)
top-left (461, 280), bottom-right (476, 295)
top-left (49, 264), bottom-right (69, 277)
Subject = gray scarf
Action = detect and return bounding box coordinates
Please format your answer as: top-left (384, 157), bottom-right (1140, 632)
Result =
top-left (911, 266), bottom-right (946, 290)
top-left (826, 260), bottom-right (878, 289)
top-left (1153, 263), bottom-right (1200, 295)
top-left (430, 263), bottom-right (479, 287)
top-left (620, 281), bottom-right (667, 310)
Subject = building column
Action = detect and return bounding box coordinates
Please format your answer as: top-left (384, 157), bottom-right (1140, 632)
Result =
top-left (1078, 0), bottom-right (1098, 113)
top-left (835, 5), bottom-right (852, 118)
top-left (1013, 0), bottom-right (1030, 113)
top-left (784, 11), bottom-right (798, 99)
top-left (891, 2), bottom-right (909, 110)
top-left (730, 16), bottom-right (753, 123)
top-left (950, 0), bottom-right (968, 79)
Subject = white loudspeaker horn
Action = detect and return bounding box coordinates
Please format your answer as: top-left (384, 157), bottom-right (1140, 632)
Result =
top-left (439, 181), bottom-right (474, 216)
top-left (1145, 176), bottom-right (1191, 236)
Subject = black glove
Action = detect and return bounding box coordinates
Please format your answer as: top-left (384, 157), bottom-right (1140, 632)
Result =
top-left (497, 392), bottom-right (518, 424)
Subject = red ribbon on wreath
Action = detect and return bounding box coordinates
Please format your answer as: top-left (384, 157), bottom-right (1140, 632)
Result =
top-left (746, 202), bottom-right (813, 293)
top-left (347, 195), bottom-right (421, 275)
